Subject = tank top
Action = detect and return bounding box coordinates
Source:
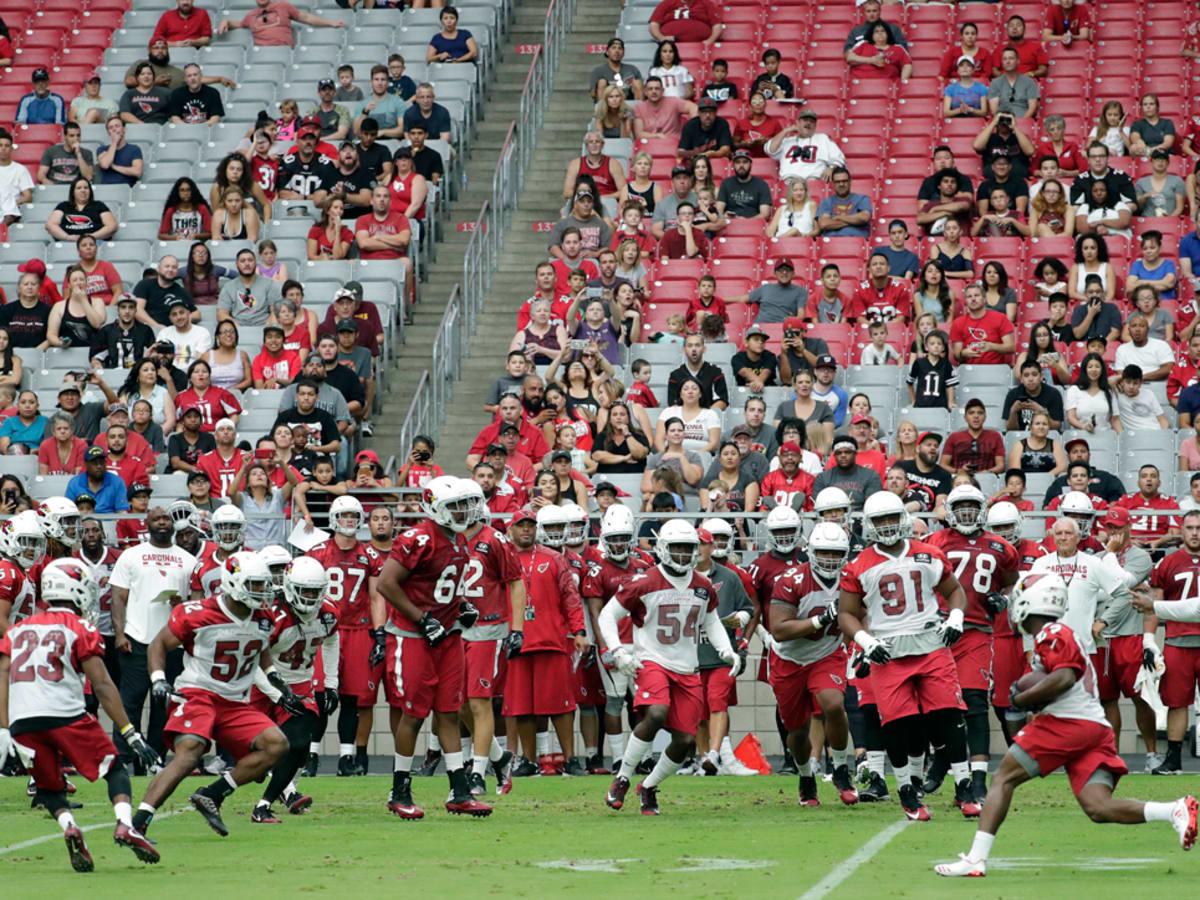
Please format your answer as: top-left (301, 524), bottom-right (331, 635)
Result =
top-left (389, 171), bottom-right (425, 220)
top-left (1017, 439), bottom-right (1057, 473)
top-left (59, 304), bottom-right (95, 347)
top-left (1075, 263), bottom-right (1108, 295)
top-left (935, 245), bottom-right (972, 275)
top-left (580, 155), bottom-right (617, 195)
top-left (257, 261), bottom-right (281, 279)
top-left (626, 182), bottom-right (656, 213)
top-left (208, 354), bottom-right (245, 390)
top-left (220, 213), bottom-right (248, 240)
top-left (186, 271), bottom-right (222, 305)
top-left (522, 324), bottom-right (559, 353)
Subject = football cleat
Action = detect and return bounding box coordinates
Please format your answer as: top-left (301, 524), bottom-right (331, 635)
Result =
top-left (562, 756), bottom-right (586, 777)
top-left (113, 823), bottom-right (158, 864)
top-left (777, 750), bottom-right (799, 776)
top-left (417, 748), bottom-right (442, 777)
top-left (251, 804), bottom-right (282, 824)
top-left (301, 752), bottom-right (319, 778)
top-left (910, 775), bottom-right (925, 799)
top-left (832, 764), bottom-right (859, 805)
top-left (1153, 757), bottom-right (1183, 776)
top-left (1172, 796), bottom-right (1198, 850)
top-left (511, 756), bottom-right (539, 778)
top-left (635, 753), bottom-right (658, 776)
top-left (468, 772), bottom-right (486, 797)
top-left (189, 791), bottom-right (230, 836)
top-left (65, 778), bottom-right (77, 794)
top-left (858, 772), bottom-right (890, 802)
top-left (954, 779), bottom-right (982, 818)
top-left (586, 752), bottom-right (611, 775)
top-left (934, 854), bottom-right (987, 877)
top-left (26, 777), bottom-right (36, 796)
top-left (701, 751), bottom-right (720, 776)
top-left (492, 750), bottom-right (514, 795)
top-left (387, 775), bottom-right (425, 819)
top-left (63, 824), bottom-right (93, 873)
top-left (284, 790), bottom-right (313, 814)
top-left (606, 775), bottom-right (630, 810)
top-left (899, 784), bottom-right (931, 821)
top-left (337, 754), bottom-right (364, 777)
top-left (922, 753), bottom-right (949, 795)
top-left (719, 756), bottom-right (759, 776)
top-left (798, 775), bottom-right (820, 807)
top-left (637, 781), bottom-right (660, 816)
top-left (1144, 751), bottom-right (1165, 774)
top-left (356, 748), bottom-right (370, 774)
top-left (445, 794), bottom-right (493, 817)
top-left (971, 770), bottom-right (988, 804)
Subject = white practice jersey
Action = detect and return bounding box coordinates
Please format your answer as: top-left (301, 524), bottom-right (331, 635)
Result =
top-left (613, 566), bottom-right (719, 675)
top-left (268, 598), bottom-right (339, 688)
top-left (0, 610), bottom-right (104, 725)
top-left (770, 562), bottom-right (843, 665)
top-left (169, 597), bottom-right (275, 701)
top-left (840, 540), bottom-right (948, 653)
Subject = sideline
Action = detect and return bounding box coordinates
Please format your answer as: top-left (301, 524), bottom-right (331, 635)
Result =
top-left (0, 809), bottom-right (183, 856)
top-left (797, 819), bottom-right (912, 900)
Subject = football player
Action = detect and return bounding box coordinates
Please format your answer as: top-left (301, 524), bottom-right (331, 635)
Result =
top-left (0, 559), bottom-right (160, 871)
top-left (600, 519), bottom-right (739, 816)
top-left (936, 573), bottom-right (1197, 877)
top-left (76, 516), bottom-right (123, 712)
top-left (0, 511), bottom-right (43, 634)
top-left (189, 506), bottom-right (247, 600)
top-left (169, 499), bottom-right (211, 558)
top-left (562, 502), bottom-right (607, 773)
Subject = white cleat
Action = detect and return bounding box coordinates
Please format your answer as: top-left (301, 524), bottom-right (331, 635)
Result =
top-left (1172, 796), bottom-right (1198, 850)
top-left (718, 757), bottom-right (758, 776)
top-left (1144, 752), bottom-right (1164, 774)
top-left (934, 854), bottom-right (986, 877)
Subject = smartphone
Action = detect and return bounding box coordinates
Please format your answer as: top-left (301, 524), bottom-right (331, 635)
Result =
top-left (570, 339), bottom-right (589, 351)
top-left (255, 448), bottom-right (273, 460)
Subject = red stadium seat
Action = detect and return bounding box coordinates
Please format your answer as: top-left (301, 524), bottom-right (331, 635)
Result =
top-left (709, 257), bottom-right (762, 282)
top-left (77, 10), bottom-right (126, 31)
top-left (719, 217), bottom-right (766, 238)
top-left (642, 303), bottom-right (689, 331)
top-left (761, 23), bottom-right (810, 44)
top-left (654, 257), bottom-right (708, 281)
top-left (713, 23), bottom-right (761, 45)
top-left (721, 7), bottom-right (765, 26)
top-left (712, 236), bottom-right (762, 259)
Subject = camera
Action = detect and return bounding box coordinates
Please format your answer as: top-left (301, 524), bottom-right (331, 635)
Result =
top-left (569, 339), bottom-right (590, 351)
top-left (784, 330), bottom-right (800, 339)
top-left (413, 448), bottom-right (432, 462)
top-left (999, 114), bottom-right (1013, 125)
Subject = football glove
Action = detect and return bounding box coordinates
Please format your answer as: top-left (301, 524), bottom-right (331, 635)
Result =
top-left (850, 648), bottom-right (872, 680)
top-left (419, 612), bottom-right (447, 646)
top-left (457, 600), bottom-right (479, 630)
top-left (502, 630), bottom-right (523, 658)
top-left (150, 677), bottom-right (180, 710)
top-left (367, 627), bottom-right (387, 668)
top-left (119, 724), bottom-right (160, 770)
top-left (938, 608), bottom-right (964, 647)
top-left (856, 632), bottom-right (891, 665)
top-left (0, 727), bottom-right (15, 769)
top-left (321, 690), bottom-right (340, 717)
top-left (755, 624), bottom-right (778, 655)
top-left (611, 646), bottom-right (641, 678)
top-left (1142, 633), bottom-right (1165, 673)
top-left (598, 646), bottom-right (614, 669)
top-left (268, 671), bottom-right (308, 717)
top-left (816, 603), bottom-right (838, 629)
top-left (983, 592), bottom-right (1009, 615)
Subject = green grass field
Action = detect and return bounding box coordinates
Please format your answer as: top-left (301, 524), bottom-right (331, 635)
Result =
top-left (1, 772), bottom-right (1194, 897)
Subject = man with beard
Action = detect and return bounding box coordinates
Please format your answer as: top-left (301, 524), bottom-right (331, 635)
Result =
top-left (312, 142), bottom-right (375, 218)
top-left (519, 373), bottom-right (554, 428)
top-left (812, 437), bottom-right (883, 511)
top-left (473, 461), bottom-right (520, 517)
top-left (896, 431), bottom-right (953, 519)
top-left (218, 248), bottom-right (282, 327)
top-left (279, 352), bottom-right (355, 428)
top-left (315, 335), bottom-right (365, 422)
top-left (277, 119), bottom-right (334, 200)
top-left (75, 516), bottom-right (124, 705)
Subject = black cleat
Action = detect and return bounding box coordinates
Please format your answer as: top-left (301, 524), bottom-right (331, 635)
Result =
top-left (777, 749), bottom-right (799, 776)
top-left (954, 778), bottom-right (982, 818)
top-left (337, 754), bottom-right (364, 777)
top-left (635, 753), bottom-right (658, 775)
top-left (301, 752), bottom-right (319, 778)
top-left (1152, 755), bottom-right (1183, 776)
top-left (858, 771), bottom-right (890, 802)
top-left (250, 804), bottom-right (281, 824)
top-left (468, 772), bottom-right (486, 796)
top-left (283, 790), bottom-right (312, 814)
top-left (586, 752), bottom-right (611, 775)
top-left (356, 748), bottom-right (369, 774)
top-left (910, 775), bottom-right (925, 799)
top-left (417, 748), bottom-right (442, 777)
top-left (899, 783), bottom-right (931, 821)
top-left (922, 753), bottom-right (949, 795)
top-left (637, 780), bottom-right (660, 815)
top-left (511, 756), bottom-right (538, 778)
top-left (492, 750), bottom-right (514, 794)
top-left (798, 774), bottom-right (820, 806)
top-left (189, 791), bottom-right (229, 836)
top-left (563, 756), bottom-right (586, 776)
top-left (971, 769), bottom-right (988, 804)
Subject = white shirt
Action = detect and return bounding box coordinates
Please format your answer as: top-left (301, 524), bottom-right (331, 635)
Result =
top-left (109, 541), bottom-right (197, 643)
top-left (1114, 337), bottom-right (1174, 374)
top-left (0, 161), bottom-right (34, 218)
top-left (1115, 386), bottom-right (1164, 431)
top-left (659, 405), bottom-right (720, 452)
top-left (649, 64), bottom-right (693, 99)
top-left (157, 323), bottom-right (213, 367)
top-left (1028, 549), bottom-right (1133, 654)
top-left (768, 132), bottom-right (845, 182)
top-left (1065, 385), bottom-right (1117, 431)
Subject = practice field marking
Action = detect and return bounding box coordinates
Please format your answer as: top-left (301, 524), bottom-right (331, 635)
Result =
top-left (0, 809), bottom-right (183, 857)
top-left (797, 819), bottom-right (912, 900)
top-left (534, 858), bottom-right (642, 873)
top-left (982, 856), bottom-right (1165, 872)
top-left (534, 857), bottom-right (777, 873)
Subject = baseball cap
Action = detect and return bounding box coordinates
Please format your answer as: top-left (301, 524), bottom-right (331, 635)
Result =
top-left (593, 480), bottom-right (617, 497)
top-left (85, 72), bottom-right (101, 84)
top-left (355, 449), bottom-right (381, 469)
top-left (343, 281), bottom-right (364, 302)
top-left (297, 118), bottom-right (321, 137)
top-left (187, 470), bottom-right (210, 484)
top-left (1150, 148), bottom-right (1170, 160)
top-left (956, 55), bottom-right (977, 68)
top-left (180, 404), bottom-right (202, 418)
top-left (336, 317), bottom-right (358, 333)
top-left (549, 449), bottom-right (572, 464)
top-left (782, 316), bottom-right (805, 332)
top-left (58, 378), bottom-right (82, 395)
top-left (731, 148), bottom-right (752, 161)
top-left (213, 417), bottom-right (236, 431)
top-left (511, 507), bottom-right (538, 525)
top-left (831, 436), bottom-right (858, 452)
top-left (918, 430), bottom-right (942, 446)
top-left (106, 402), bottom-right (129, 416)
top-left (574, 184), bottom-right (595, 199)
top-left (730, 424), bottom-right (753, 438)
top-left (797, 108), bottom-right (818, 120)
top-left (163, 295), bottom-right (188, 310)
top-left (670, 164), bottom-right (692, 177)
top-left (115, 292), bottom-right (136, 306)
top-left (697, 97), bottom-right (718, 110)
top-left (696, 527), bottom-right (714, 544)
top-left (318, 78), bottom-right (335, 89)
top-left (745, 322), bottom-right (768, 339)
top-left (263, 322), bottom-right (285, 335)
top-left (31, 68), bottom-right (49, 83)
top-left (392, 146), bottom-right (413, 159)
top-left (964, 397), bottom-right (986, 411)
top-left (485, 442), bottom-right (507, 455)
top-left (1101, 507), bottom-right (1130, 529)
top-left (154, 340), bottom-right (175, 355)
top-left (74, 493), bottom-right (96, 506)
top-left (779, 440), bottom-right (803, 454)
top-left (850, 414), bottom-right (872, 425)
top-left (129, 482), bottom-right (151, 498)
top-left (774, 256), bottom-right (794, 270)
top-left (813, 354), bottom-right (837, 369)
top-left (333, 286), bottom-right (356, 302)
top-left (498, 422), bottom-right (520, 436)
top-left (606, 37), bottom-right (625, 49)
top-left (84, 446), bottom-right (107, 461)
top-left (1064, 436), bottom-right (1090, 452)
top-left (17, 259), bottom-right (46, 277)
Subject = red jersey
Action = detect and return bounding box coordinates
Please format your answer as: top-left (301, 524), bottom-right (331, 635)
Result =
top-left (282, 322), bottom-right (310, 356)
top-left (175, 386), bottom-right (242, 432)
top-left (105, 455), bottom-right (145, 489)
top-left (252, 348), bottom-right (301, 384)
top-left (0, 558), bottom-right (34, 628)
top-left (734, 115), bottom-right (783, 157)
top-left (515, 546), bottom-right (584, 653)
top-left (400, 463), bottom-right (445, 490)
top-left (169, 596), bottom-right (274, 701)
top-left (949, 310), bottom-right (1015, 365)
top-left (516, 291), bottom-right (571, 331)
top-left (847, 278), bottom-right (912, 323)
top-left (354, 209), bottom-right (411, 260)
top-left (626, 381), bottom-right (658, 408)
top-left (994, 538), bottom-right (1047, 637)
top-left (649, 0), bottom-right (718, 42)
top-left (1031, 621), bottom-right (1108, 724)
top-left (551, 258), bottom-right (599, 296)
top-left (1168, 357), bottom-right (1200, 405)
top-left (116, 517), bottom-right (148, 548)
top-left (1045, 4), bottom-right (1090, 35)
top-left (824, 448), bottom-right (888, 482)
top-left (0, 609), bottom-right (104, 723)
top-left (386, 519), bottom-right (472, 632)
top-left (744, 548), bottom-right (807, 628)
top-left (463, 525), bottom-right (522, 628)
top-left (1114, 493), bottom-right (1180, 543)
top-left (988, 38), bottom-right (1048, 76)
top-left (190, 544), bottom-right (233, 600)
top-left (758, 469), bottom-right (815, 511)
top-left (485, 488), bottom-right (520, 518)
top-left (941, 428), bottom-right (1006, 473)
top-left (1151, 549), bottom-right (1200, 640)
top-left (306, 539), bottom-right (383, 631)
top-left (686, 295), bottom-right (728, 328)
top-left (468, 419), bottom-right (549, 463)
top-left (925, 529), bottom-right (1020, 629)
top-left (1033, 139), bottom-right (1085, 173)
top-left (497, 452), bottom-right (536, 504)
top-left (251, 153), bottom-right (279, 201)
top-left (196, 447), bottom-right (246, 498)
top-left (609, 227), bottom-right (657, 256)
top-left (583, 553), bottom-right (654, 645)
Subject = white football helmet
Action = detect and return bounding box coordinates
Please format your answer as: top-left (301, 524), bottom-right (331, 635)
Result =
top-left (1059, 490), bottom-right (1096, 537)
top-left (283, 556), bottom-right (328, 620)
top-left (219, 551), bottom-right (275, 610)
top-left (808, 521), bottom-right (851, 579)
top-left (765, 505), bottom-right (803, 554)
top-left (211, 505), bottom-right (246, 551)
top-left (329, 495), bottom-right (364, 537)
top-left (700, 517), bottom-right (734, 559)
top-left (655, 518), bottom-right (700, 575)
top-left (599, 505), bottom-right (635, 563)
top-left (946, 484), bottom-right (986, 535)
top-left (1009, 572), bottom-right (1068, 631)
top-left (1, 510), bottom-right (47, 568)
top-left (561, 502), bottom-right (589, 546)
top-left (862, 491), bottom-right (911, 545)
top-left (36, 496), bottom-right (81, 548)
top-left (168, 499), bottom-right (204, 534)
top-left (258, 544), bottom-right (292, 599)
top-left (814, 487), bottom-right (852, 527)
top-left (40, 558), bottom-right (99, 624)
top-left (422, 475), bottom-right (474, 533)
top-left (986, 501), bottom-right (1022, 544)
top-left (461, 479), bottom-right (487, 524)
top-left (535, 504), bottom-right (570, 548)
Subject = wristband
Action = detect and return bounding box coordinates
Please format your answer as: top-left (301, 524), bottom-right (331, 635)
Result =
top-left (853, 631), bottom-right (876, 651)
top-left (1142, 633), bottom-right (1158, 649)
top-left (810, 616), bottom-right (823, 630)
top-left (945, 608), bottom-right (964, 629)
top-left (733, 610), bottom-right (751, 628)
top-left (150, 669), bottom-right (165, 682)
top-left (263, 665), bottom-right (277, 677)
top-left (119, 723), bottom-right (135, 737)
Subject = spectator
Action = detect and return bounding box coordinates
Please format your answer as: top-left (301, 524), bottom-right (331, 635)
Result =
top-left (1007, 411), bottom-right (1065, 475)
top-left (941, 399), bottom-right (1006, 474)
top-left (591, 37), bottom-right (643, 100)
top-left (847, 252), bottom-right (913, 323)
top-left (88, 294), bottom-right (154, 369)
top-left (918, 145), bottom-right (976, 206)
top-left (698, 56), bottom-right (739, 106)
top-left (318, 282), bottom-right (382, 358)
top-left (0, 272), bottom-right (51, 349)
top-left (773, 369), bottom-right (835, 443)
top-left (731, 323), bottom-right (778, 390)
top-left (122, 38), bottom-right (184, 91)
top-left (156, 298), bottom-right (213, 368)
top-left (101, 423), bottom-right (149, 487)
top-left (657, 202), bottom-right (709, 260)
top-left (166, 405), bottom-right (213, 472)
top-left (667, 333), bottom-right (728, 409)
top-left (0, 390), bottom-right (47, 455)
top-left (16, 68), bottom-right (67, 125)
top-left (69, 74), bottom-right (119, 126)
top-left (1071, 141), bottom-right (1136, 206)
top-left (167, 63), bottom-right (225, 124)
top-left (1114, 465), bottom-right (1180, 549)
top-left (427, 6), bottom-right (477, 65)
top-left (38, 411), bottom-right (88, 474)
top-left (676, 98), bottom-right (733, 161)
top-left (182, 241), bottom-right (231, 307)
top-left (211, 186), bottom-right (261, 241)
top-left (1183, 212), bottom-right (1200, 280)
top-left (729, 257), bottom-right (807, 323)
top-left (975, 114), bottom-right (1035, 186)
top-left (213, 248), bottom-right (278, 327)
top-left (1114, 364), bottom-right (1168, 431)
top-left (940, 22), bottom-right (990, 78)
top-left (1074, 180), bottom-right (1133, 239)
top-left (276, 123), bottom-right (334, 200)
top-left (66, 447), bottom-right (129, 512)
top-left (1125, 286), bottom-right (1175, 343)
top-left (1035, 115), bottom-right (1085, 175)
top-left (158, 177), bottom-right (213, 241)
top-left (949, 283), bottom-right (1016, 364)
top-left (307, 78), bottom-right (350, 141)
top-left (354, 185), bottom-right (411, 260)
top-left (1136, 149), bottom-right (1186, 218)
top-left (815, 167), bottom-right (872, 237)
top-left (563, 134), bottom-right (625, 205)
top-left (274, 299), bottom-right (310, 366)
top-left (227, 456), bottom-right (296, 549)
top-left (511, 299), bottom-right (566, 365)
top-left (1067, 235), bottom-right (1117, 305)
top-left (766, 108), bottom-right (844, 183)
top-left (306, 195), bottom-right (354, 260)
top-left (749, 47), bottom-right (792, 100)
top-left (842, 0), bottom-right (907, 51)
top-left (201, 319), bottom-right (253, 392)
top-left (594, 86), bottom-right (634, 139)
top-left (387, 148), bottom-right (429, 238)
top-left (0, 130), bottom-right (33, 227)
top-left (875, 220), bottom-right (919, 280)
top-left (655, 382), bottom-right (720, 454)
top-left (633, 77), bottom-right (695, 141)
top-left (402, 83), bottom-right (452, 143)
top-left (153, 0), bottom-right (212, 47)
top-left (978, 260), bottom-right (1019, 319)
top-left (52, 373), bottom-right (114, 442)
top-left (1114, 313), bottom-right (1174, 382)
top-left (0, 329), bottom-right (19, 389)
top-left (846, 21), bottom-right (912, 83)
top-left (217, 0), bottom-right (343, 47)
top-left (45, 177), bottom-right (118, 243)
top-left (96, 116), bottom-right (144, 186)
top-left (716, 149), bottom-right (770, 219)
top-left (351, 66), bottom-right (407, 140)
top-left (592, 402), bottom-right (649, 475)
top-left (117, 358), bottom-right (177, 432)
top-left (194, 418), bottom-right (247, 498)
top-left (917, 168), bottom-right (975, 235)
top-left (766, 178), bottom-right (817, 237)
top-left (649, 0), bottom-right (722, 45)
top-left (943, 57), bottom-right (988, 119)
top-left (46, 265), bottom-right (106, 349)
top-left (1129, 93), bottom-right (1176, 157)
top-left (911, 263), bottom-right (953, 327)
top-left (733, 90), bottom-right (783, 159)
top-left (811, 436), bottom-right (881, 511)
top-left (380, 53), bottom-right (413, 102)
top-left (1029, 177), bottom-right (1074, 236)
top-left (120, 62), bottom-right (172, 124)
top-left (466, 394), bottom-right (549, 468)
top-left (1004, 359), bottom-right (1065, 430)
top-left (1066, 352), bottom-right (1122, 434)
top-left (1015, 321), bottom-right (1069, 384)
top-left (989, 16), bottom-right (1048, 78)
top-left (174, 359), bottom-right (242, 431)
top-left (38, 123), bottom-right (95, 185)
top-left (184, 469), bottom-right (223, 514)
top-left (1128, 233), bottom-right (1178, 304)
top-left (1043, 0), bottom-right (1091, 43)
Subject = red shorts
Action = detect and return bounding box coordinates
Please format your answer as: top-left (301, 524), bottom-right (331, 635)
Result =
top-left (854, 669), bottom-right (875, 707)
top-left (463, 638), bottom-right (503, 699)
top-left (991, 636), bottom-right (1029, 708)
top-left (383, 632), bottom-right (465, 719)
top-left (1161, 644), bottom-right (1200, 708)
top-left (248, 682), bottom-right (319, 725)
top-left (632, 660), bottom-right (704, 735)
top-left (162, 688), bottom-right (278, 758)
top-left (950, 628), bottom-right (993, 693)
top-left (1093, 635), bottom-right (1144, 702)
top-left (700, 666), bottom-right (738, 718)
top-left (339, 628), bottom-right (384, 708)
top-left (1013, 714), bottom-right (1128, 796)
top-left (575, 652), bottom-right (605, 707)
top-left (870, 648), bottom-right (966, 725)
top-left (501, 650), bottom-right (577, 716)
top-left (15, 715), bottom-right (117, 791)
top-left (770, 651), bottom-right (847, 731)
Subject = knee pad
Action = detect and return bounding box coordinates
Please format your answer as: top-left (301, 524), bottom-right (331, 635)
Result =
top-left (605, 695), bottom-right (626, 717)
top-left (36, 790), bottom-right (70, 814)
top-left (104, 763), bottom-right (132, 800)
top-left (963, 688), bottom-right (990, 718)
top-left (578, 706), bottom-right (598, 719)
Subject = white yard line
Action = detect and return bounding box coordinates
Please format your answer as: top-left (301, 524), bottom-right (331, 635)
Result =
top-left (797, 819), bottom-right (912, 900)
top-left (0, 809), bottom-right (183, 856)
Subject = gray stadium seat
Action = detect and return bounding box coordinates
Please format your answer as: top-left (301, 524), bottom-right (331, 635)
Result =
top-left (895, 407), bottom-right (949, 433)
top-left (149, 473), bottom-right (189, 499)
top-left (956, 364), bottom-right (1014, 387)
top-left (31, 475), bottom-right (73, 499)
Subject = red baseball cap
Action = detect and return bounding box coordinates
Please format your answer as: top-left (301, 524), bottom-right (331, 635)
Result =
top-left (850, 414), bottom-right (872, 425)
top-left (697, 528), bottom-right (714, 544)
top-left (780, 441), bottom-right (803, 454)
top-left (1101, 507), bottom-right (1130, 529)
top-left (510, 507), bottom-right (537, 525)
top-left (783, 316), bottom-right (805, 331)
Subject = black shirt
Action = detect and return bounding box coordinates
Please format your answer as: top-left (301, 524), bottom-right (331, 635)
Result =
top-left (119, 86), bottom-right (172, 123)
top-left (781, 337), bottom-right (831, 377)
top-left (918, 169), bottom-right (974, 202)
top-left (0, 301), bottom-right (51, 347)
top-left (677, 116), bottom-right (734, 156)
top-left (321, 365), bottom-right (365, 406)
top-left (318, 164), bottom-right (376, 218)
top-left (1002, 382), bottom-right (1065, 429)
top-left (716, 175), bottom-right (772, 218)
top-left (410, 146), bottom-right (444, 183)
top-left (271, 407), bottom-right (339, 448)
top-left (1040, 319), bottom-right (1074, 344)
top-left (167, 430), bottom-right (215, 472)
top-left (751, 72), bottom-right (793, 100)
top-left (1070, 167), bottom-right (1136, 206)
top-left (699, 81), bottom-right (739, 104)
top-left (354, 141), bottom-right (391, 181)
top-left (978, 131), bottom-right (1030, 181)
top-left (52, 200), bottom-right (111, 237)
top-left (667, 361), bottom-right (729, 408)
top-left (976, 174), bottom-right (1028, 209)
top-left (907, 356), bottom-right (957, 408)
top-left (133, 277), bottom-right (195, 326)
top-left (167, 84), bottom-right (225, 123)
top-left (730, 349), bottom-right (779, 387)
top-left (278, 151), bottom-right (334, 198)
top-left (89, 320), bottom-right (157, 369)
top-left (1043, 467), bottom-right (1126, 506)
top-left (896, 459), bottom-right (953, 503)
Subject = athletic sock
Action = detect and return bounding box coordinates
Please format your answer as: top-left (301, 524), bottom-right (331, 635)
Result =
top-left (618, 735), bottom-right (652, 779)
top-left (308, 742), bottom-right (320, 754)
top-left (831, 746), bottom-right (849, 769)
top-left (1166, 740), bottom-right (1183, 765)
top-left (133, 803), bottom-right (156, 832)
top-left (204, 771), bottom-right (238, 801)
top-left (443, 751), bottom-right (464, 773)
top-left (57, 810), bottom-right (77, 831)
top-left (461, 737), bottom-right (471, 756)
top-left (585, 745), bottom-right (598, 758)
top-left (428, 735), bottom-right (441, 753)
top-left (488, 738), bottom-right (505, 762)
top-left (113, 801), bottom-right (132, 827)
top-left (473, 754), bottom-right (489, 776)
top-left (866, 750), bottom-right (886, 777)
top-left (643, 750), bottom-right (682, 789)
top-left (892, 761), bottom-right (909, 784)
top-left (968, 831), bottom-right (996, 862)
top-left (536, 732), bottom-right (551, 756)
top-left (950, 761), bottom-right (970, 784)
top-left (607, 733), bottom-right (625, 762)
top-left (797, 758), bottom-right (814, 777)
top-left (393, 753), bottom-right (413, 773)
top-left (970, 760), bottom-right (989, 774)
top-left (1144, 801), bottom-right (1177, 823)
top-left (339, 743), bottom-right (354, 756)
top-left (908, 754), bottom-right (924, 777)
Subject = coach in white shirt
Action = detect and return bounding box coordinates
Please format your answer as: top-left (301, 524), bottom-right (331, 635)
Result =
top-left (109, 506), bottom-right (198, 766)
top-left (766, 109), bottom-right (845, 183)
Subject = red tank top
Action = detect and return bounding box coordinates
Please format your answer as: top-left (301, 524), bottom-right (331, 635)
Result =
top-left (580, 155), bottom-right (617, 195)
top-left (389, 171), bottom-right (425, 220)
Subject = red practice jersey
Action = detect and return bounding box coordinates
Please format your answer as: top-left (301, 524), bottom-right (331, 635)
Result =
top-left (1030, 621), bottom-right (1108, 725)
top-left (0, 557), bottom-right (36, 628)
top-left (196, 448), bottom-right (246, 498)
top-left (463, 525), bottom-right (522, 627)
top-left (515, 545), bottom-right (584, 653)
top-left (1150, 549), bottom-right (1200, 640)
top-left (174, 387), bottom-right (242, 432)
top-left (386, 519), bottom-right (472, 632)
top-left (925, 529), bottom-right (1019, 629)
top-left (613, 566), bottom-right (718, 675)
top-left (170, 596), bottom-right (275, 701)
top-left (0, 609), bottom-right (104, 723)
top-left (1114, 493), bottom-right (1180, 543)
top-left (582, 552), bottom-right (655, 645)
top-left (744, 548), bottom-right (807, 628)
top-left (306, 539), bottom-right (383, 631)
top-left (758, 469), bottom-right (815, 511)
top-left (847, 278), bottom-right (912, 322)
top-left (116, 517), bottom-right (148, 548)
top-left (267, 597), bottom-right (339, 689)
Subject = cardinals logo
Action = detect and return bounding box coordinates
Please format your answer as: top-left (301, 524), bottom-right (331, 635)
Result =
top-left (65, 214), bottom-right (93, 228)
top-left (238, 288), bottom-right (258, 310)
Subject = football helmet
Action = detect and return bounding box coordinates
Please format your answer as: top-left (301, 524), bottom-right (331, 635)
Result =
top-left (814, 487), bottom-right (852, 527)
top-left (329, 495), bottom-right (364, 537)
top-left (561, 502), bottom-right (589, 546)
top-left (700, 517), bottom-right (734, 559)
top-left (283, 556), bottom-right (328, 620)
top-left (1009, 572), bottom-right (1068, 630)
top-left (862, 491), bottom-right (911, 545)
top-left (40, 558), bottom-right (99, 624)
top-left (765, 505), bottom-right (803, 554)
top-left (808, 521), bottom-right (851, 579)
top-left (1058, 490), bottom-right (1096, 537)
top-left (655, 518), bottom-right (700, 575)
top-left (36, 496), bottom-right (81, 548)
top-left (986, 501), bottom-right (1022, 544)
top-left (219, 551), bottom-right (275, 610)
top-left (946, 484), bottom-right (986, 535)
top-left (599, 504), bottom-right (635, 563)
top-left (535, 504), bottom-right (570, 548)
top-left (168, 499), bottom-right (204, 535)
top-left (422, 475), bottom-right (474, 533)
top-left (1, 510), bottom-right (46, 568)
top-left (461, 479), bottom-right (487, 524)
top-left (211, 505), bottom-right (246, 551)
top-left (258, 544), bottom-right (292, 598)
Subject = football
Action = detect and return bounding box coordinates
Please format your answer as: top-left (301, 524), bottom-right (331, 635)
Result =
top-left (1015, 670), bottom-right (1049, 694)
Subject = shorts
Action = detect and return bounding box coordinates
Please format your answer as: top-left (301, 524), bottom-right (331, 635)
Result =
top-left (384, 632), bottom-right (465, 719)
top-left (339, 628), bottom-right (384, 708)
top-left (464, 638), bottom-right (503, 699)
top-left (870, 648), bottom-right (966, 726)
top-left (598, 647), bottom-right (633, 702)
top-left (770, 651), bottom-right (847, 732)
top-left (700, 666), bottom-right (739, 718)
top-left (991, 636), bottom-right (1029, 708)
top-left (1013, 714), bottom-right (1128, 796)
top-left (632, 660), bottom-right (704, 735)
top-left (1092, 635), bottom-right (1143, 702)
top-left (248, 682), bottom-right (319, 725)
top-left (162, 688), bottom-right (278, 758)
top-left (501, 650), bottom-right (577, 717)
top-left (950, 628), bottom-right (993, 693)
top-left (1160, 644), bottom-right (1200, 708)
top-left (15, 715), bottom-right (117, 791)
top-left (575, 651), bottom-right (605, 707)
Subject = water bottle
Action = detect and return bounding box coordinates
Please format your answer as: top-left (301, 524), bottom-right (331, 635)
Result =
top-left (461, 168), bottom-right (468, 191)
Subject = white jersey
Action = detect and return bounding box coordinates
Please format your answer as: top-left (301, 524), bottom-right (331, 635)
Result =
top-left (840, 540), bottom-right (948, 655)
top-left (267, 598), bottom-right (340, 689)
top-left (768, 132), bottom-right (845, 181)
top-left (769, 562), bottom-right (842, 665)
top-left (1030, 621), bottom-right (1110, 726)
top-left (0, 610), bottom-right (103, 725)
top-left (169, 596), bottom-right (274, 701)
top-left (1028, 550), bottom-right (1132, 654)
top-left (613, 566), bottom-right (719, 675)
